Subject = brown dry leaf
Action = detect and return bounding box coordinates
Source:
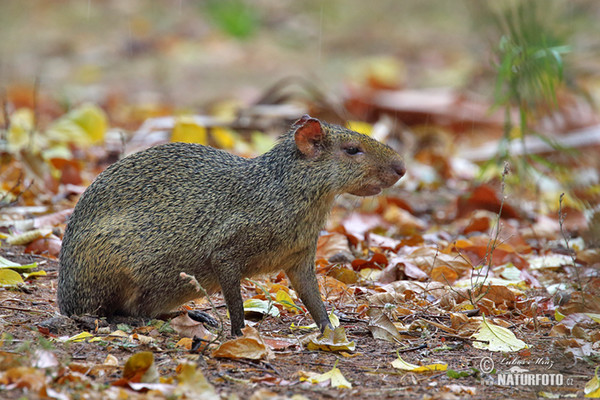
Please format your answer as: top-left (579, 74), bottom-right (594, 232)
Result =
top-left (408, 246), bottom-right (472, 278)
top-left (382, 205), bottom-right (427, 235)
top-left (352, 252), bottom-right (388, 270)
top-left (558, 292), bottom-right (600, 315)
top-left (369, 280), bottom-right (447, 306)
top-left (120, 351), bottom-right (158, 384)
top-left (319, 275), bottom-right (349, 301)
top-left (170, 313), bottom-right (215, 340)
top-left (456, 184), bottom-right (520, 219)
top-left (549, 313), bottom-right (599, 340)
top-left (340, 212), bottom-right (389, 239)
top-left (327, 266), bottom-right (358, 285)
top-left (473, 285), bottom-right (517, 309)
top-left (366, 308), bottom-right (403, 342)
top-left (212, 326), bottom-right (273, 360)
top-left (24, 236), bottom-right (62, 258)
top-left (552, 338), bottom-right (593, 359)
top-left (430, 265), bottom-right (459, 284)
top-left (451, 236), bottom-right (528, 269)
top-left (0, 366), bottom-right (47, 392)
top-left (49, 158), bottom-right (83, 185)
top-left (367, 232), bottom-right (402, 251)
top-left (306, 326), bottom-right (356, 352)
top-left (379, 256), bottom-right (428, 283)
top-left (462, 211), bottom-right (492, 234)
top-left (262, 337), bottom-right (297, 351)
top-left (442, 384), bottom-right (477, 395)
top-left (316, 232), bottom-right (351, 260)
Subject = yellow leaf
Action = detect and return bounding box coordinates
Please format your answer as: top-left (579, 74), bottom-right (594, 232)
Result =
top-left (47, 104), bottom-right (107, 146)
top-left (123, 351), bottom-right (158, 383)
top-left (585, 366), bottom-right (600, 398)
top-left (6, 228), bottom-right (52, 245)
top-left (211, 127), bottom-right (236, 149)
top-left (391, 354), bottom-right (447, 372)
top-left (23, 270), bottom-right (46, 280)
top-left (175, 363), bottom-right (218, 399)
top-left (275, 290), bottom-right (300, 313)
top-left (176, 337), bottom-right (193, 350)
top-left (306, 326), bottom-right (355, 352)
top-left (171, 116), bottom-right (207, 144)
top-left (66, 331), bottom-right (94, 342)
top-left (0, 269), bottom-right (24, 286)
top-left (308, 361), bottom-right (352, 389)
top-left (471, 315), bottom-right (528, 352)
top-left (8, 108), bottom-right (34, 151)
top-left (555, 310), bottom-right (565, 322)
top-left (585, 313), bottom-right (600, 324)
top-left (346, 121), bottom-right (373, 136)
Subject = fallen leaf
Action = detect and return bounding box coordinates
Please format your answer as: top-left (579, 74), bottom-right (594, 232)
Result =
top-left (0, 366), bottom-right (47, 391)
top-left (243, 298), bottom-right (280, 317)
top-left (212, 326), bottom-right (273, 360)
top-left (120, 351), bottom-right (158, 383)
top-left (391, 354), bottom-right (447, 372)
top-left (174, 362), bottom-right (219, 399)
top-left (47, 103), bottom-right (107, 146)
top-left (317, 232), bottom-right (351, 260)
top-left (275, 290), bottom-right (300, 313)
top-left (306, 326), bottom-right (355, 352)
top-left (6, 228), bottom-right (53, 245)
top-left (170, 313), bottom-right (215, 340)
top-left (366, 308), bottom-right (403, 342)
top-left (471, 315), bottom-right (528, 352)
top-left (0, 268), bottom-right (24, 287)
top-left (305, 360), bottom-right (352, 389)
top-left (585, 366), bottom-right (600, 398)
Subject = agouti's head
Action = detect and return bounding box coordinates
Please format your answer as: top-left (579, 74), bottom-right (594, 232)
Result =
top-left (292, 115), bottom-right (405, 196)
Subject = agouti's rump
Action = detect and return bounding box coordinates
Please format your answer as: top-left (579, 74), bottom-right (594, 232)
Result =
top-left (57, 115), bottom-right (405, 335)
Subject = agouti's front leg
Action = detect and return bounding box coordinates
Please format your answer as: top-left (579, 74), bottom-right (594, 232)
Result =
top-left (287, 261), bottom-right (332, 333)
top-left (216, 265), bottom-right (245, 336)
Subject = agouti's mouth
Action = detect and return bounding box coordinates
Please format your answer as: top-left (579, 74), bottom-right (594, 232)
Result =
top-left (350, 185), bottom-right (383, 197)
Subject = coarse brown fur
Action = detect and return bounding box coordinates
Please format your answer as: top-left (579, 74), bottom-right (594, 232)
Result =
top-left (57, 116), bottom-right (405, 335)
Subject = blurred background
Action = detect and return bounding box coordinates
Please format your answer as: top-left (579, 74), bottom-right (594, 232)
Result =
top-left (1, 1), bottom-right (597, 112)
top-left (1, 0), bottom-right (600, 217)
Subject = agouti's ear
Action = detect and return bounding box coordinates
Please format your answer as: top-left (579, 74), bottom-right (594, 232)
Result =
top-left (293, 115), bottom-right (324, 158)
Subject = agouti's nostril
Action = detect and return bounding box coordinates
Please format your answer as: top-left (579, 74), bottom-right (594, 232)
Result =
top-left (392, 160), bottom-right (406, 177)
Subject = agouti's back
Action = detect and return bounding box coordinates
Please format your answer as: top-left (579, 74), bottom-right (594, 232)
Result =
top-left (57, 115), bottom-right (405, 335)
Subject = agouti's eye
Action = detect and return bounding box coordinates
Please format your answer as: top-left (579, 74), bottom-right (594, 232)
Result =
top-left (344, 146), bottom-right (361, 156)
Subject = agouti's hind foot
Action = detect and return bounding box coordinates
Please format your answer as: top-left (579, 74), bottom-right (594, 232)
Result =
top-left (187, 310), bottom-right (219, 327)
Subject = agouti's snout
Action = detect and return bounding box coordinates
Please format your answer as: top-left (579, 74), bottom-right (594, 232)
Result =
top-left (391, 159), bottom-right (406, 179)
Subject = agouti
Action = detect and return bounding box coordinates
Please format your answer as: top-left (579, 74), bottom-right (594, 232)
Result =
top-left (57, 115), bottom-right (405, 336)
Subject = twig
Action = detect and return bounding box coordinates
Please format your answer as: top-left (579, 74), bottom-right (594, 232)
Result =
top-left (558, 193), bottom-right (584, 307)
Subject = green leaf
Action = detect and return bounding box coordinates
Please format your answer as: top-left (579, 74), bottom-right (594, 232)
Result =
top-left (447, 369), bottom-right (473, 379)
